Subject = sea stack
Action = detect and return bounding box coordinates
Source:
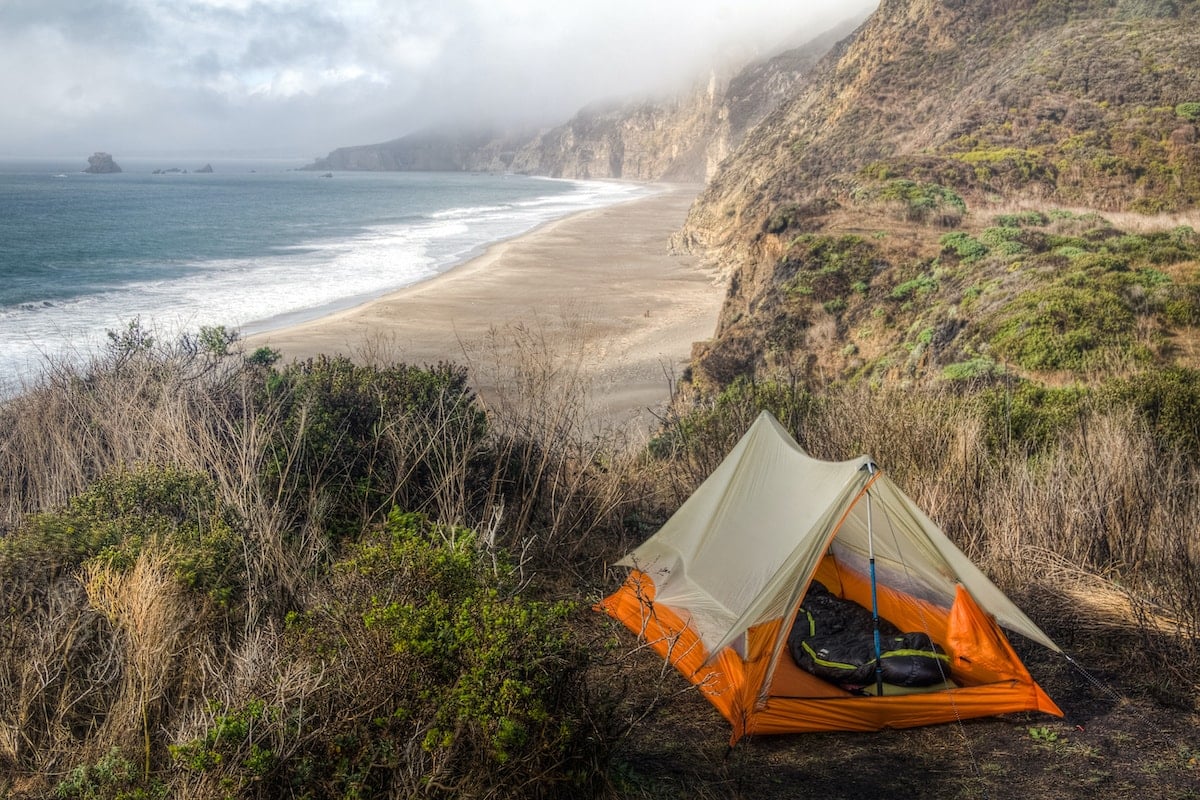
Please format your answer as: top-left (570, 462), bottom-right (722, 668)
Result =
top-left (83, 152), bottom-right (122, 174)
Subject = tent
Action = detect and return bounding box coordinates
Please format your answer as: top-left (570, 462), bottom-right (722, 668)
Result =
top-left (597, 411), bottom-right (1062, 742)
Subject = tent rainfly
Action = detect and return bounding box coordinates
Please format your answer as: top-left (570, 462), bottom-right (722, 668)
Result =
top-left (597, 411), bottom-right (1062, 742)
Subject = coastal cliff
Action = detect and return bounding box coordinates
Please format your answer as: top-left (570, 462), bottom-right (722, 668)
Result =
top-left (676, 0), bottom-right (1200, 390)
top-left (306, 16), bottom-right (861, 182)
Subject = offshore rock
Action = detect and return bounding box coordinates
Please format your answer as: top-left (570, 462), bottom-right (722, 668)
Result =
top-left (83, 152), bottom-right (122, 174)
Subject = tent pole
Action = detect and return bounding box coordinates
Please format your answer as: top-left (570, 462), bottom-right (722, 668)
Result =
top-left (866, 462), bottom-right (884, 697)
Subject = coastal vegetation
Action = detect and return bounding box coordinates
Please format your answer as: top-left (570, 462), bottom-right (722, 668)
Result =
top-left (0, 331), bottom-right (632, 798)
top-left (2, 306), bottom-right (1198, 797)
top-left (5, 0), bottom-right (1200, 797)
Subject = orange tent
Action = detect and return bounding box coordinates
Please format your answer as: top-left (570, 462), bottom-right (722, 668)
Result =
top-left (597, 412), bottom-right (1061, 742)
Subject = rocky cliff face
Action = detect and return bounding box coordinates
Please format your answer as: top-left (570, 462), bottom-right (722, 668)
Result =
top-left (685, 0), bottom-right (1200, 264)
top-left (307, 16), bottom-right (862, 182)
top-left (677, 0), bottom-right (1200, 391)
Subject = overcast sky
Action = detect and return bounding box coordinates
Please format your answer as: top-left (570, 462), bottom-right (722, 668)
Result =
top-left (0, 0), bottom-right (876, 160)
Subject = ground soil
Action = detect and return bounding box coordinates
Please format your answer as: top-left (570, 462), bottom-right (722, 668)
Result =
top-left (595, 614), bottom-right (1200, 799)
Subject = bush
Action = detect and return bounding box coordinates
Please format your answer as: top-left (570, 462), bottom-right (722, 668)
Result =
top-left (1176, 101), bottom-right (1200, 121)
top-left (55, 747), bottom-right (166, 800)
top-left (1, 465), bottom-right (244, 605)
top-left (649, 377), bottom-right (814, 473)
top-left (942, 357), bottom-right (1003, 382)
top-left (992, 211), bottom-right (1049, 228)
top-left (1104, 367), bottom-right (1200, 455)
top-left (257, 356), bottom-right (488, 536)
top-left (852, 179), bottom-right (966, 225)
top-left (779, 234), bottom-right (880, 303)
top-left (181, 510), bottom-right (600, 798)
top-left (990, 286), bottom-right (1135, 371)
top-left (890, 273), bottom-right (939, 301)
top-left (978, 226), bottom-right (1026, 250)
top-left (977, 381), bottom-right (1089, 452)
top-left (940, 231), bottom-right (989, 263)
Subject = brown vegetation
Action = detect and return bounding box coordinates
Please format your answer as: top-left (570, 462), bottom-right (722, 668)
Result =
top-left (0, 310), bottom-right (1198, 798)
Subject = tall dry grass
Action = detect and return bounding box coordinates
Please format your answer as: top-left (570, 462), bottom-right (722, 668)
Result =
top-left (0, 320), bottom-right (652, 796)
top-left (8, 314), bottom-right (1195, 794)
top-left (651, 380), bottom-right (1200, 702)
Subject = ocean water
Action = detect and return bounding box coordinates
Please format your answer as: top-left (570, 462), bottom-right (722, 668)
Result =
top-left (0, 158), bottom-right (649, 393)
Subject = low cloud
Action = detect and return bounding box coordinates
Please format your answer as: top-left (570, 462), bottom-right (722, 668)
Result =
top-left (0, 0), bottom-right (877, 158)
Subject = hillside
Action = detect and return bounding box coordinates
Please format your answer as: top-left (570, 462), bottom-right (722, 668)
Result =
top-left (306, 15), bottom-right (863, 182)
top-left (678, 0), bottom-right (1200, 392)
top-left (6, 2), bottom-right (1200, 798)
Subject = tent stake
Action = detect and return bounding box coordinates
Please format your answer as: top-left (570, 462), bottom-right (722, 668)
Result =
top-left (866, 462), bottom-right (884, 697)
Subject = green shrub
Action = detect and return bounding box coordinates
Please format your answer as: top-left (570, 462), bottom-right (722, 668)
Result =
top-left (1069, 253), bottom-right (1128, 275)
top-left (1105, 229), bottom-right (1200, 266)
top-left (649, 377), bottom-right (814, 463)
top-left (1104, 367), bottom-right (1200, 454)
top-left (170, 700), bottom-right (282, 795)
top-left (978, 381), bottom-right (1089, 452)
top-left (852, 179), bottom-right (966, 225)
top-left (213, 509), bottom-right (601, 798)
top-left (940, 231), bottom-right (989, 263)
top-left (257, 357), bottom-right (487, 536)
top-left (779, 234), bottom-right (880, 303)
top-left (993, 239), bottom-right (1030, 257)
top-left (992, 211), bottom-right (1049, 228)
top-left (978, 226), bottom-right (1024, 249)
top-left (990, 286), bottom-right (1136, 371)
top-left (54, 748), bottom-right (167, 800)
top-left (1164, 277), bottom-right (1200, 325)
top-left (941, 357), bottom-right (1003, 382)
top-left (1053, 245), bottom-right (1088, 260)
top-left (890, 274), bottom-right (939, 301)
top-left (1175, 101), bottom-right (1200, 122)
top-left (1, 465), bottom-right (244, 605)
top-left (245, 345), bottom-right (281, 367)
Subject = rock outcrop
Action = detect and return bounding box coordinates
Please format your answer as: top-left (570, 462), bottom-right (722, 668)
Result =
top-left (83, 152), bottom-right (121, 174)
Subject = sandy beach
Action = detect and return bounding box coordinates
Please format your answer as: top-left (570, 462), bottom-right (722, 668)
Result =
top-left (245, 185), bottom-right (724, 433)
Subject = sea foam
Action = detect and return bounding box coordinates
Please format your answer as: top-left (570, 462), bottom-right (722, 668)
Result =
top-left (0, 166), bottom-right (651, 396)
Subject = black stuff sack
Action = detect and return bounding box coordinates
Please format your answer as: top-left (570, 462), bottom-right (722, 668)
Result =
top-left (787, 581), bottom-right (951, 690)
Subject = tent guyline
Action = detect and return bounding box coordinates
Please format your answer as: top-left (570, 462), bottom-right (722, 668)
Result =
top-left (597, 410), bottom-right (1063, 743)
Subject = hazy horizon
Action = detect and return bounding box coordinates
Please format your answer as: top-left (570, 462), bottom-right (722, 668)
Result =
top-left (0, 1), bottom-right (877, 161)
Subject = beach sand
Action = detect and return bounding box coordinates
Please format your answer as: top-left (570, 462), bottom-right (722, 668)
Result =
top-left (244, 185), bottom-right (724, 433)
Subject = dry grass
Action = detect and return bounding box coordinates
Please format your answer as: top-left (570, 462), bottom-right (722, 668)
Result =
top-left (3, 318), bottom-right (1199, 796)
top-left (976, 197), bottom-right (1200, 233)
top-left (0, 320), bottom-right (651, 796)
top-left (80, 549), bottom-right (217, 776)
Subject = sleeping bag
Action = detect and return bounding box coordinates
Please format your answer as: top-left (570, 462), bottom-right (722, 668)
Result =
top-left (787, 581), bottom-right (951, 690)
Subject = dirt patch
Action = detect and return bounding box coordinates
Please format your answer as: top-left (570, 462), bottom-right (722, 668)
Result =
top-left (596, 616), bottom-right (1199, 799)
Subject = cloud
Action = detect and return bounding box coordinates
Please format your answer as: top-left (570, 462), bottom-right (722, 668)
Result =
top-left (0, 0), bottom-right (877, 158)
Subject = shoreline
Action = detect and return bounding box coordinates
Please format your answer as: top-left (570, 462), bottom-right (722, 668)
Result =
top-left (244, 184), bottom-right (724, 433)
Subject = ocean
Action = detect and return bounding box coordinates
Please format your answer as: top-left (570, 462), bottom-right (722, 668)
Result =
top-left (0, 157), bottom-right (649, 394)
